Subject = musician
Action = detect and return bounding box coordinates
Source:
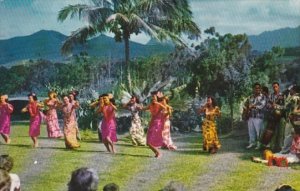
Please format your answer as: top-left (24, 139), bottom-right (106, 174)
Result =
top-left (280, 85), bottom-right (300, 154)
top-left (246, 83), bottom-right (266, 149)
top-left (263, 82), bottom-right (285, 152)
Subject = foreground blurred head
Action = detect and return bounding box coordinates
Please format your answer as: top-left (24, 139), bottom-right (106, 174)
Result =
top-left (68, 167), bottom-right (99, 191)
top-left (0, 169), bottom-right (11, 191)
top-left (0, 155), bottom-right (14, 172)
top-left (103, 183), bottom-right (119, 191)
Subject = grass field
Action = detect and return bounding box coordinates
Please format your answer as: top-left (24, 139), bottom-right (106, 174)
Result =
top-left (1, 122), bottom-right (300, 191)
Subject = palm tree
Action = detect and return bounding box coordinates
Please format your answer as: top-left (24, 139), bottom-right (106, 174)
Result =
top-left (58, 0), bottom-right (200, 65)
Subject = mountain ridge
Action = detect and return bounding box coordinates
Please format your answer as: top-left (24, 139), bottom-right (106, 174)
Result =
top-left (1, 26), bottom-right (299, 65)
top-left (0, 30), bottom-right (174, 65)
top-left (248, 25), bottom-right (300, 51)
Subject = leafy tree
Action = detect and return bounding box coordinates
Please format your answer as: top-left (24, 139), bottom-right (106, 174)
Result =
top-left (0, 67), bottom-right (11, 94)
top-left (57, 0), bottom-right (200, 65)
top-left (6, 65), bottom-right (31, 94)
top-left (187, 29), bottom-right (252, 129)
top-left (250, 46), bottom-right (285, 86)
top-left (55, 55), bottom-right (92, 89)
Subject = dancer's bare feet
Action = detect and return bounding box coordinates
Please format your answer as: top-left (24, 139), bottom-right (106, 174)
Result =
top-left (6, 138), bottom-right (11, 144)
top-left (33, 143), bottom-right (38, 148)
top-left (209, 147), bottom-right (217, 154)
top-left (168, 145), bottom-right (177, 150)
top-left (155, 152), bottom-right (162, 158)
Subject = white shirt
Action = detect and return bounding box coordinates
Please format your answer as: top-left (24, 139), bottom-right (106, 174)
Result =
top-left (9, 173), bottom-right (21, 191)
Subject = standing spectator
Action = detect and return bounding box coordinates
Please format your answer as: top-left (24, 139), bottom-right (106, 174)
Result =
top-left (245, 83), bottom-right (266, 149)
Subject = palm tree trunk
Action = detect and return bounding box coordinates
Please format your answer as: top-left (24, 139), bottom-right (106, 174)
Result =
top-left (124, 32), bottom-right (130, 66)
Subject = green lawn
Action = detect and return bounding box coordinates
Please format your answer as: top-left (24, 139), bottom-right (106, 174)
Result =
top-left (1, 123), bottom-right (300, 191)
top-left (1, 122), bottom-right (46, 173)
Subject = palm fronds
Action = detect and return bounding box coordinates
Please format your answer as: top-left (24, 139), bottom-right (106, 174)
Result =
top-left (58, 0), bottom-right (201, 59)
top-left (57, 4), bottom-right (90, 21)
top-left (106, 13), bottom-right (129, 23)
top-left (61, 26), bottom-right (98, 55)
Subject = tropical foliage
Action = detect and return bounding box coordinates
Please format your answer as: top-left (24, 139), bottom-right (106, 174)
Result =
top-left (2, 29), bottom-right (299, 132)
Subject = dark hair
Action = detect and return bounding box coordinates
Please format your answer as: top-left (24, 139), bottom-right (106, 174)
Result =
top-left (207, 96), bottom-right (217, 107)
top-left (151, 91), bottom-right (158, 95)
top-left (0, 155), bottom-right (13, 172)
top-left (0, 95), bottom-right (9, 102)
top-left (262, 86), bottom-right (269, 95)
top-left (272, 82), bottom-right (280, 86)
top-left (68, 167), bottom-right (99, 191)
top-left (274, 184), bottom-right (295, 191)
top-left (62, 95), bottom-right (70, 102)
top-left (69, 90), bottom-right (79, 100)
top-left (253, 82), bottom-right (261, 88)
top-left (157, 97), bottom-right (164, 102)
top-left (103, 183), bottom-right (119, 191)
top-left (0, 169), bottom-right (11, 191)
top-left (131, 95), bottom-right (140, 104)
top-left (97, 94), bottom-right (107, 102)
top-left (110, 98), bottom-right (116, 105)
top-left (27, 92), bottom-right (38, 101)
top-left (288, 84), bottom-right (297, 92)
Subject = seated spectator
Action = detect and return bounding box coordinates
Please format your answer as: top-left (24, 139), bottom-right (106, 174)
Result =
top-left (103, 183), bottom-right (119, 191)
top-left (0, 169), bottom-right (11, 191)
top-left (273, 132), bottom-right (300, 163)
top-left (162, 181), bottom-right (186, 191)
top-left (68, 167), bottom-right (99, 191)
top-left (0, 155), bottom-right (20, 191)
top-left (273, 103), bottom-right (300, 163)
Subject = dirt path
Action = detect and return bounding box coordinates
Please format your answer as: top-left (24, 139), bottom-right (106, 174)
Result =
top-left (20, 138), bottom-right (64, 189)
top-left (123, 134), bottom-right (187, 191)
top-left (190, 152), bottom-right (241, 191)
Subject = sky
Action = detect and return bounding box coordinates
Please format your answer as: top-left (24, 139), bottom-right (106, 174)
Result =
top-left (0, 0), bottom-right (299, 43)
